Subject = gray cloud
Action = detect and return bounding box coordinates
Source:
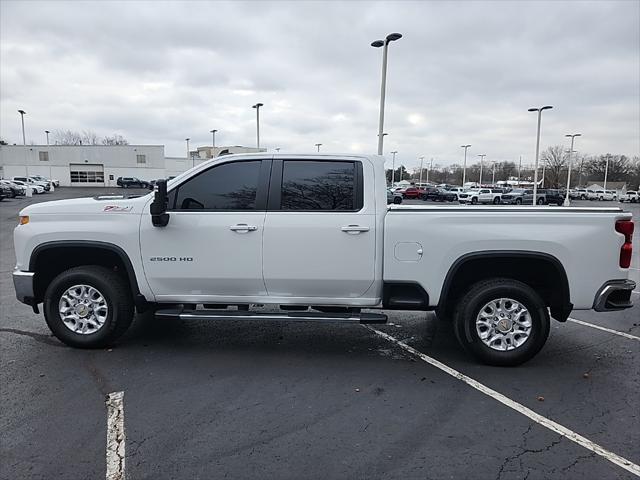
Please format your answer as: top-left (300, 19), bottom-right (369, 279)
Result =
top-left (1, 0), bottom-right (638, 170)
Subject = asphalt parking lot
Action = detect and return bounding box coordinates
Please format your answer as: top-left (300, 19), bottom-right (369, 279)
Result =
top-left (1, 188), bottom-right (639, 480)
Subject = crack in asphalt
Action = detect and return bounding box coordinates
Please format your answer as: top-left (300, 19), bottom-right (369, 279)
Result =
top-left (496, 423), bottom-right (564, 480)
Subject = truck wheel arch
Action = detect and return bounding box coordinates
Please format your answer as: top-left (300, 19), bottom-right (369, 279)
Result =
top-left (29, 241), bottom-right (147, 311)
top-left (437, 251), bottom-right (571, 322)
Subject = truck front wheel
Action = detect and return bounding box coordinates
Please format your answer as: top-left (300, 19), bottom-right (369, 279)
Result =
top-left (453, 278), bottom-right (550, 366)
top-left (43, 266), bottom-right (135, 348)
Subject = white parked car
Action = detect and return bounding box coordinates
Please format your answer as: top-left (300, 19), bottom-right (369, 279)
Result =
top-left (12, 179), bottom-right (44, 194)
top-left (12, 176), bottom-right (50, 192)
top-left (30, 175), bottom-right (60, 187)
top-left (620, 191), bottom-right (639, 203)
top-left (570, 188), bottom-right (589, 200)
top-left (12, 153), bottom-right (635, 366)
top-left (590, 190), bottom-right (615, 201)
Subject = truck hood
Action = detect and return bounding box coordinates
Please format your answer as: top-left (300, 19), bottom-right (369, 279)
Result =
top-left (20, 194), bottom-right (152, 216)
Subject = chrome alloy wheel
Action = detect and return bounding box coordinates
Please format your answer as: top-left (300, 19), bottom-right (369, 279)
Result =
top-left (475, 298), bottom-right (532, 351)
top-left (58, 284), bottom-right (109, 334)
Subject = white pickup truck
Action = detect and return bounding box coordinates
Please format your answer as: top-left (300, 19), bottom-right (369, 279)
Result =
top-left (12, 154), bottom-right (636, 365)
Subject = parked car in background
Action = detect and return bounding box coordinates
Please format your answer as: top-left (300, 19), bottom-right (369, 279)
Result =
top-left (606, 190), bottom-right (617, 201)
top-left (500, 189), bottom-right (546, 205)
top-left (423, 187), bottom-right (457, 202)
top-left (400, 186), bottom-right (426, 199)
top-left (0, 179), bottom-right (27, 197)
top-left (570, 188), bottom-right (589, 200)
top-left (30, 175), bottom-right (60, 187)
top-left (117, 177), bottom-right (151, 189)
top-left (386, 188), bottom-right (403, 204)
top-left (540, 189), bottom-right (565, 206)
top-left (620, 190), bottom-right (639, 203)
top-left (478, 188), bottom-right (505, 205)
top-left (12, 180), bottom-right (44, 194)
top-left (459, 188), bottom-right (503, 205)
top-left (12, 176), bottom-right (50, 192)
top-left (587, 190), bottom-right (600, 200)
top-left (0, 182), bottom-right (11, 200)
top-left (590, 190), bottom-right (615, 201)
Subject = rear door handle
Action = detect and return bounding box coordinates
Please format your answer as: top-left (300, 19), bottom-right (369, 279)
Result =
top-left (230, 224), bottom-right (258, 232)
top-left (341, 225), bottom-right (370, 234)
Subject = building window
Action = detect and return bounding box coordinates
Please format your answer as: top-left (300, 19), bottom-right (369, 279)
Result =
top-left (136, 154), bottom-right (146, 164)
top-left (39, 151), bottom-right (49, 161)
top-left (70, 170), bottom-right (105, 183)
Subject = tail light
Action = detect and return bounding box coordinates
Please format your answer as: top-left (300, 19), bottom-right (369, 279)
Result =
top-left (615, 220), bottom-right (634, 268)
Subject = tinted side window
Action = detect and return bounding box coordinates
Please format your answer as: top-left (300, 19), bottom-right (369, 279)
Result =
top-left (281, 161), bottom-right (356, 210)
top-left (173, 160), bottom-right (261, 210)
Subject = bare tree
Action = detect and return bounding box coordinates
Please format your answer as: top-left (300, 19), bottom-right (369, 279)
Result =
top-left (102, 134), bottom-right (129, 145)
top-left (53, 129), bottom-right (83, 145)
top-left (541, 145), bottom-right (567, 188)
top-left (584, 154), bottom-right (632, 182)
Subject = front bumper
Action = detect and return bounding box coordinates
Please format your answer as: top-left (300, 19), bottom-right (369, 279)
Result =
top-left (13, 270), bottom-right (35, 305)
top-left (593, 280), bottom-right (636, 311)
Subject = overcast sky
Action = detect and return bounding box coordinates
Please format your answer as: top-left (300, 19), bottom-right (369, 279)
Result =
top-left (1, 0), bottom-right (638, 169)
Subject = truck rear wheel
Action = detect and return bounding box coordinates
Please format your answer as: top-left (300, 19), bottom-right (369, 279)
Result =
top-left (43, 266), bottom-right (134, 348)
top-left (453, 278), bottom-right (550, 366)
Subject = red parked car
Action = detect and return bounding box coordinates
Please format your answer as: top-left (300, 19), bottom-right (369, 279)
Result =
top-left (399, 187), bottom-right (426, 199)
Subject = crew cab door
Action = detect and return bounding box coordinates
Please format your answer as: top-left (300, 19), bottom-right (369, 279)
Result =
top-left (140, 159), bottom-right (270, 300)
top-left (262, 158), bottom-right (376, 299)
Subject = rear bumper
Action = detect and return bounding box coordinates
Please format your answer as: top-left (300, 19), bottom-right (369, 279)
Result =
top-left (593, 280), bottom-right (636, 311)
top-left (12, 270), bottom-right (35, 305)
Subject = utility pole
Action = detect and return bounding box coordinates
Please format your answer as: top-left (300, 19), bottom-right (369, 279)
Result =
top-left (315, 143), bottom-right (322, 152)
top-left (252, 103), bottom-right (263, 149)
top-left (419, 156), bottom-right (424, 185)
top-left (564, 133), bottom-right (581, 206)
top-left (518, 155), bottom-right (522, 185)
top-left (604, 154), bottom-right (611, 190)
top-left (528, 105), bottom-right (554, 203)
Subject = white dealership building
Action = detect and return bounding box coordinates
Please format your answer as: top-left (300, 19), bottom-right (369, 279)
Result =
top-left (0, 144), bottom-right (265, 187)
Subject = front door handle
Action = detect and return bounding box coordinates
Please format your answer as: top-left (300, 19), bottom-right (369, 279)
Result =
top-left (230, 224), bottom-right (258, 232)
top-left (341, 225), bottom-right (370, 234)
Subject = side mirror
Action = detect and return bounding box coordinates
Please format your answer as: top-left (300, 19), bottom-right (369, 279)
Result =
top-left (150, 179), bottom-right (170, 227)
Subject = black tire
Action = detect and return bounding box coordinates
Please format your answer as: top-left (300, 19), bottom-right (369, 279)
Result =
top-left (393, 196), bottom-right (402, 204)
top-left (515, 198), bottom-right (522, 205)
top-left (493, 197), bottom-right (500, 205)
top-left (453, 278), bottom-right (550, 366)
top-left (557, 201), bottom-right (563, 206)
top-left (471, 197), bottom-right (478, 205)
top-left (43, 266), bottom-right (134, 348)
top-left (537, 198), bottom-right (545, 205)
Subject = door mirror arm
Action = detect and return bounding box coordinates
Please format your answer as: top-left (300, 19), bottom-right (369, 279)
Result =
top-left (150, 179), bottom-right (170, 227)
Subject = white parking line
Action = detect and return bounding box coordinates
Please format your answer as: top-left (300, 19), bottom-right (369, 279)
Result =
top-left (365, 326), bottom-right (640, 478)
top-left (568, 317), bottom-right (640, 341)
top-left (106, 391), bottom-right (125, 480)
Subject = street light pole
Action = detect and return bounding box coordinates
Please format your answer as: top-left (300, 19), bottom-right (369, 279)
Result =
top-left (18, 109), bottom-right (26, 145)
top-left (185, 138), bottom-right (191, 168)
top-left (564, 133), bottom-right (581, 206)
top-left (371, 33), bottom-right (402, 155)
top-left (252, 103), bottom-right (263, 149)
top-left (315, 143), bottom-right (322, 152)
top-left (528, 105), bottom-right (553, 204)
top-left (604, 154), bottom-right (611, 190)
top-left (461, 144), bottom-right (471, 186)
top-left (419, 156), bottom-right (424, 185)
top-left (390, 150), bottom-right (398, 185)
top-left (210, 129), bottom-right (217, 148)
top-left (478, 154), bottom-right (486, 185)
top-left (492, 161), bottom-right (496, 184)
top-left (45, 130), bottom-right (50, 146)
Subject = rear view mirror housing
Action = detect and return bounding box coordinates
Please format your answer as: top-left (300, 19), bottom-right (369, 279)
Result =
top-left (150, 179), bottom-right (170, 227)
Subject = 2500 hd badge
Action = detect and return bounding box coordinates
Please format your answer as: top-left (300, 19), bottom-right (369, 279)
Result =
top-left (150, 257), bottom-right (193, 262)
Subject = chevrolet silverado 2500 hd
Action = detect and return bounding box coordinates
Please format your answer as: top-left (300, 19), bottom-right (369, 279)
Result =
top-left (12, 154), bottom-right (635, 365)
